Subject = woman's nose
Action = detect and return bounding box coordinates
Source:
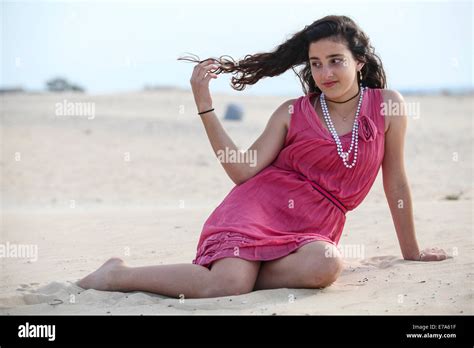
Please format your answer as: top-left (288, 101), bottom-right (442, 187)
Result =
top-left (321, 66), bottom-right (335, 79)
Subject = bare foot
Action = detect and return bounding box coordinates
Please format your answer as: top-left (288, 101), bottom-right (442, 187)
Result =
top-left (76, 257), bottom-right (127, 291)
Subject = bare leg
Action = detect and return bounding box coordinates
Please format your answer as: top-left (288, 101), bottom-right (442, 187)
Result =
top-left (254, 241), bottom-right (344, 290)
top-left (77, 257), bottom-right (261, 299)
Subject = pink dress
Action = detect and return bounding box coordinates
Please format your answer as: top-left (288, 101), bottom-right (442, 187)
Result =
top-left (192, 87), bottom-right (385, 268)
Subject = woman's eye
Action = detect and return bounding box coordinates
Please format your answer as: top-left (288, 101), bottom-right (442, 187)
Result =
top-left (312, 59), bottom-right (344, 68)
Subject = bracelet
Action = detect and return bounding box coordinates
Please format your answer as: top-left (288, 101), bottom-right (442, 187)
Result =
top-left (198, 108), bottom-right (214, 115)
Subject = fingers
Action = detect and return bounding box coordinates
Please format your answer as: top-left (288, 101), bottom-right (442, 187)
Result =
top-left (426, 253), bottom-right (443, 261)
top-left (200, 63), bottom-right (220, 80)
top-left (193, 59), bottom-right (220, 80)
top-left (438, 249), bottom-right (448, 260)
top-left (190, 65), bottom-right (219, 87)
top-left (432, 252), bottom-right (447, 261)
top-left (431, 247), bottom-right (448, 259)
top-left (420, 248), bottom-right (448, 261)
top-left (205, 72), bottom-right (218, 81)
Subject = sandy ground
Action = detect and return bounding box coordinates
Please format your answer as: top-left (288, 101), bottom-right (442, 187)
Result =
top-left (0, 90), bottom-right (472, 315)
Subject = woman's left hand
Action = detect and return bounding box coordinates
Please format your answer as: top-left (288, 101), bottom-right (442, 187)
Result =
top-left (418, 247), bottom-right (448, 261)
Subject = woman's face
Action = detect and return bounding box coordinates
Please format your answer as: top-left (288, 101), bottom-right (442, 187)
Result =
top-left (308, 38), bottom-right (363, 98)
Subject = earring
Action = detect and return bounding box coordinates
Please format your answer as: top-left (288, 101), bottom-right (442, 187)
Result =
top-left (358, 70), bottom-right (363, 82)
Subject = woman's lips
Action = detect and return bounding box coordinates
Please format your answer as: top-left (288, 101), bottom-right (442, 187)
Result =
top-left (322, 81), bottom-right (338, 88)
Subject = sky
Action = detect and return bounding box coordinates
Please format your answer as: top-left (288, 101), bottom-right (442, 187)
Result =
top-left (1, 0), bottom-right (472, 96)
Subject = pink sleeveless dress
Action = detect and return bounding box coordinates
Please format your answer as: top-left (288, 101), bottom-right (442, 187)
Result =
top-left (192, 87), bottom-right (385, 268)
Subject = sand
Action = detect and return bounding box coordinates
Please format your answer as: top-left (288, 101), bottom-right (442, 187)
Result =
top-left (0, 90), bottom-right (472, 315)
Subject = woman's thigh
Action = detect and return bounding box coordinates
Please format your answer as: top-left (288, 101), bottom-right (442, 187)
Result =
top-left (206, 257), bottom-right (261, 297)
top-left (254, 241), bottom-right (344, 290)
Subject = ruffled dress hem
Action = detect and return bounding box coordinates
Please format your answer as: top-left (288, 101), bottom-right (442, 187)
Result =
top-left (192, 232), bottom-right (336, 269)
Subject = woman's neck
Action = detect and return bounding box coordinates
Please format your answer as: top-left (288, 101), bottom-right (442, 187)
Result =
top-left (324, 83), bottom-right (361, 117)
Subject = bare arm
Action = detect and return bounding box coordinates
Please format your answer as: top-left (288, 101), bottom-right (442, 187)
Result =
top-left (381, 90), bottom-right (447, 261)
top-left (199, 100), bottom-right (294, 185)
top-left (189, 58), bottom-right (293, 185)
top-left (196, 100), bottom-right (292, 185)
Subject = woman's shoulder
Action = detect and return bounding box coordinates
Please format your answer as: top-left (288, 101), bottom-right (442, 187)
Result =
top-left (371, 88), bottom-right (405, 133)
top-left (272, 97), bottom-right (305, 131)
top-left (270, 98), bottom-right (299, 132)
top-left (379, 88), bottom-right (404, 103)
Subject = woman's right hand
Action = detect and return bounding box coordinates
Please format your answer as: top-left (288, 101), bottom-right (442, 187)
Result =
top-left (189, 59), bottom-right (219, 112)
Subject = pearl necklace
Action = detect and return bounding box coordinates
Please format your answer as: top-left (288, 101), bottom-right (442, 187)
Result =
top-left (320, 84), bottom-right (366, 169)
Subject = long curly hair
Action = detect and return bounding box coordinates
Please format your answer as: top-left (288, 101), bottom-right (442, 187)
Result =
top-left (178, 15), bottom-right (386, 95)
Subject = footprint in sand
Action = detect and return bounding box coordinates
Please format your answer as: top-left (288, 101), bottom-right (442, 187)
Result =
top-left (360, 256), bottom-right (405, 269)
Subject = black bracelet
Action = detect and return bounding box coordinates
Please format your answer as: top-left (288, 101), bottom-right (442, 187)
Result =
top-left (198, 108), bottom-right (214, 115)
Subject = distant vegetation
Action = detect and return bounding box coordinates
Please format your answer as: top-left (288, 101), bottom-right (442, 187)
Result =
top-left (0, 86), bottom-right (24, 94)
top-left (46, 77), bottom-right (85, 92)
top-left (143, 84), bottom-right (188, 92)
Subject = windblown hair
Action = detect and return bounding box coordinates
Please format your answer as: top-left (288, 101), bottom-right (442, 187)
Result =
top-left (178, 15), bottom-right (386, 95)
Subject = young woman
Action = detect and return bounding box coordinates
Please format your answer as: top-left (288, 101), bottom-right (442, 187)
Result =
top-left (78, 15), bottom-right (447, 298)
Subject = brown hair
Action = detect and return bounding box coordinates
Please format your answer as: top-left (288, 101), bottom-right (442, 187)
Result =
top-left (178, 15), bottom-right (386, 95)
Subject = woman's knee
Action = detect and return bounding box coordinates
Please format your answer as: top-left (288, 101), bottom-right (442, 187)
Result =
top-left (314, 254), bottom-right (344, 288)
top-left (303, 243), bottom-right (344, 288)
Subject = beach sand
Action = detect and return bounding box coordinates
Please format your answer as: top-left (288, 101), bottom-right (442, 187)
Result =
top-left (0, 90), bottom-right (472, 314)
